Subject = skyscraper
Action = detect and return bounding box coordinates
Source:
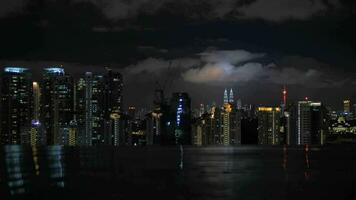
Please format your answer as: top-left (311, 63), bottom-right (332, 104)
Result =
top-left (344, 100), bottom-right (351, 113)
top-left (30, 82), bottom-right (45, 146)
top-left (257, 107), bottom-right (281, 145)
top-left (169, 93), bottom-right (191, 145)
top-left (41, 67), bottom-right (74, 145)
top-left (229, 89), bottom-right (234, 103)
top-left (1, 67), bottom-right (33, 144)
top-left (221, 103), bottom-right (232, 145)
top-left (84, 72), bottom-right (105, 145)
top-left (104, 69), bottom-right (124, 116)
top-left (223, 89), bottom-right (228, 104)
top-left (103, 69), bottom-right (124, 145)
top-left (297, 101), bottom-right (327, 145)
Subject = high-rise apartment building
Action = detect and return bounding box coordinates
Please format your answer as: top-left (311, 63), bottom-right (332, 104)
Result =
top-left (257, 107), bottom-right (281, 145)
top-left (0, 67), bottom-right (33, 144)
top-left (41, 67), bottom-right (74, 145)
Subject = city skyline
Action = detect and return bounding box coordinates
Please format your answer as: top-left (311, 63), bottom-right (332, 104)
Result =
top-left (1, 1), bottom-right (356, 199)
top-left (0, 64), bottom-right (354, 111)
top-left (1, 66), bottom-right (355, 146)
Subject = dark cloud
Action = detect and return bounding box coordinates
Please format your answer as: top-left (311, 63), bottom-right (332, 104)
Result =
top-left (0, 0), bottom-right (351, 21)
top-left (0, 0), bottom-right (355, 109)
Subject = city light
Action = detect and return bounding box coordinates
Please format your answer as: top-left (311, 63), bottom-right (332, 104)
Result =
top-left (4, 67), bottom-right (28, 73)
top-left (45, 67), bottom-right (65, 74)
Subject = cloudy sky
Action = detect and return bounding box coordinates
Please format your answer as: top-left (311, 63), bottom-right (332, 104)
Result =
top-left (0, 0), bottom-right (355, 109)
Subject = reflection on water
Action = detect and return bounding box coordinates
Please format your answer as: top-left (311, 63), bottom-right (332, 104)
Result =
top-left (4, 146), bottom-right (26, 196)
top-left (0, 145), bottom-right (356, 200)
top-left (47, 146), bottom-right (65, 188)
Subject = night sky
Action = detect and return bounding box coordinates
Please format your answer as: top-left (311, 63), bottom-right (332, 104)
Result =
top-left (0, 0), bottom-right (355, 109)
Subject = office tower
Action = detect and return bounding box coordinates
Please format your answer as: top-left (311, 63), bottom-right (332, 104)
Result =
top-left (103, 69), bottom-right (124, 145)
top-left (344, 100), bottom-right (351, 113)
top-left (221, 103), bottom-right (232, 145)
top-left (297, 101), bottom-right (327, 145)
top-left (229, 89), bottom-right (234, 103)
top-left (0, 67), bottom-right (33, 144)
top-left (147, 87), bottom-right (170, 145)
top-left (110, 113), bottom-right (126, 146)
top-left (32, 82), bottom-right (40, 121)
top-left (41, 67), bottom-right (74, 145)
top-left (30, 82), bottom-right (45, 146)
top-left (84, 72), bottom-right (94, 146)
top-left (169, 93), bottom-right (191, 145)
top-left (75, 77), bottom-right (86, 145)
top-left (146, 111), bottom-right (163, 145)
top-left (199, 104), bottom-right (205, 117)
top-left (128, 106), bottom-right (136, 119)
top-left (104, 69), bottom-right (123, 117)
top-left (211, 106), bottom-right (222, 144)
top-left (223, 89), bottom-right (228, 104)
top-left (236, 99), bottom-right (242, 110)
top-left (84, 72), bottom-right (105, 145)
top-left (297, 101), bottom-right (312, 145)
top-left (257, 107), bottom-right (281, 145)
top-left (191, 113), bottom-right (215, 146)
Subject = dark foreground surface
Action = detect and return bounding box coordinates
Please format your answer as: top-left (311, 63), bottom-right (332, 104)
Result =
top-left (1, 145), bottom-right (356, 200)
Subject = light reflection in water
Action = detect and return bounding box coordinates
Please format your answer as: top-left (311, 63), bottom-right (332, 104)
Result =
top-left (4, 145), bottom-right (25, 196)
top-left (282, 145), bottom-right (288, 170)
top-left (304, 144), bottom-right (311, 181)
top-left (32, 146), bottom-right (40, 176)
top-left (47, 146), bottom-right (65, 188)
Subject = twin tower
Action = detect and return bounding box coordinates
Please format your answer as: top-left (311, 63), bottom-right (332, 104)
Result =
top-left (223, 88), bottom-right (234, 104)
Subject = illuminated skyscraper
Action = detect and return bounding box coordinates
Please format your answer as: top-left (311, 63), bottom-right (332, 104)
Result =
top-left (199, 104), bottom-right (205, 117)
top-left (229, 89), bottom-right (234, 103)
top-left (32, 82), bottom-right (40, 121)
top-left (104, 69), bottom-right (123, 116)
top-left (223, 89), bottom-right (228, 104)
top-left (75, 77), bottom-right (86, 145)
top-left (30, 82), bottom-right (45, 146)
top-left (41, 67), bottom-right (74, 145)
top-left (221, 103), bottom-right (232, 145)
top-left (257, 107), bottom-right (281, 145)
top-left (343, 100), bottom-right (351, 113)
top-left (297, 101), bottom-right (327, 145)
top-left (1, 67), bottom-right (33, 144)
top-left (83, 72), bottom-right (106, 145)
top-left (168, 93), bottom-right (191, 145)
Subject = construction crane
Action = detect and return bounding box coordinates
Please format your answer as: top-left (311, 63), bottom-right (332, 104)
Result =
top-left (153, 60), bottom-right (177, 107)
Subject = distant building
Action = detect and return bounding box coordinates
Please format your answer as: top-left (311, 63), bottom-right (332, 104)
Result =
top-left (344, 100), bottom-right (351, 113)
top-left (1, 67), bottom-right (33, 144)
top-left (257, 107), bottom-right (281, 145)
top-left (297, 101), bottom-right (328, 145)
top-left (327, 117), bottom-right (356, 143)
top-left (146, 110), bottom-right (163, 145)
top-left (41, 67), bottom-right (74, 145)
top-left (84, 72), bottom-right (105, 145)
top-left (168, 93), bottom-right (191, 145)
top-left (221, 103), bottom-right (232, 145)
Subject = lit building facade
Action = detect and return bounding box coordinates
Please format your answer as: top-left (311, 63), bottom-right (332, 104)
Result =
top-left (221, 103), bottom-right (232, 145)
top-left (297, 101), bottom-right (328, 145)
top-left (169, 93), bottom-right (191, 145)
top-left (41, 67), bottom-right (74, 145)
top-left (1, 67), bottom-right (33, 144)
top-left (344, 100), bottom-right (351, 113)
top-left (257, 107), bottom-right (281, 145)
